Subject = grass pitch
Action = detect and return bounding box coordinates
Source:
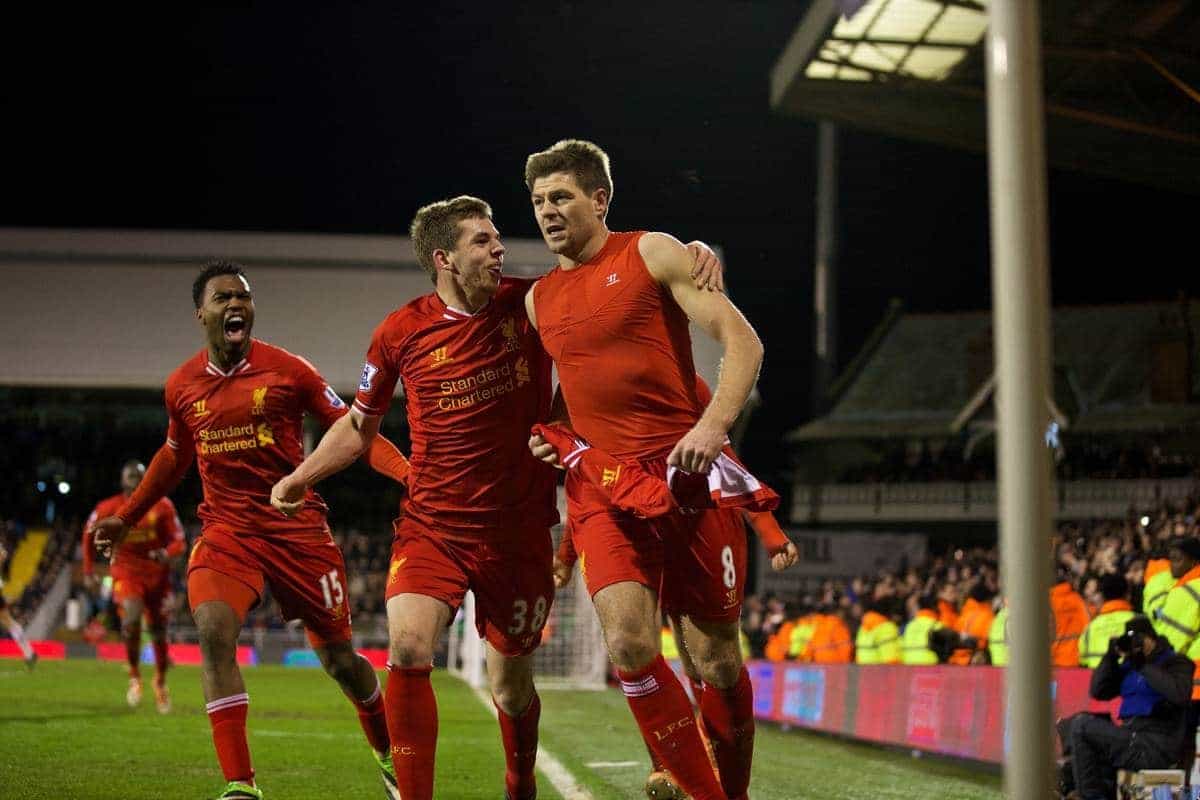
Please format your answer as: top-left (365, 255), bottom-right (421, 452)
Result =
top-left (0, 659), bottom-right (1001, 799)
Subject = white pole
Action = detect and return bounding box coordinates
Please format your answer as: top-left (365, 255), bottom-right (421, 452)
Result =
top-left (985, 2), bottom-right (1055, 797)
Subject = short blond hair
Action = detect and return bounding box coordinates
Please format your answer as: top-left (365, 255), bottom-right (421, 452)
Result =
top-left (524, 139), bottom-right (613, 201)
top-left (409, 195), bottom-right (493, 282)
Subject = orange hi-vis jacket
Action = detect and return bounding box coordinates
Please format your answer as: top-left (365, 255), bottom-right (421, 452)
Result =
top-left (949, 597), bottom-right (995, 665)
top-left (804, 613), bottom-right (854, 663)
top-left (1050, 581), bottom-right (1091, 667)
top-left (765, 619), bottom-right (798, 662)
top-left (938, 598), bottom-right (960, 631)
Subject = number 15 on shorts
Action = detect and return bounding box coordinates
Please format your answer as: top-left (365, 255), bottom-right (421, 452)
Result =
top-left (318, 569), bottom-right (345, 609)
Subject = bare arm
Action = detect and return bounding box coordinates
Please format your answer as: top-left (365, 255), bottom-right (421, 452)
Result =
top-left (270, 410), bottom-right (382, 516)
top-left (641, 232), bottom-right (763, 473)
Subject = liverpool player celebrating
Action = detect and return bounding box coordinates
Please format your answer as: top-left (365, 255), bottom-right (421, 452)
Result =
top-left (84, 460), bottom-right (185, 712)
top-left (89, 261), bottom-right (411, 800)
top-left (271, 196), bottom-right (725, 800)
top-left (272, 197), bottom-right (554, 800)
top-left (525, 140), bottom-right (764, 800)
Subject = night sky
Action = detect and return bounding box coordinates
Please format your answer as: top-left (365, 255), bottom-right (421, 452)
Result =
top-left (8, 1), bottom-right (1198, 473)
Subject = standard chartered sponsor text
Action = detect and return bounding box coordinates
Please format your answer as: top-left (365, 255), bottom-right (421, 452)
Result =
top-left (439, 362), bottom-right (518, 410)
top-left (198, 423), bottom-right (274, 454)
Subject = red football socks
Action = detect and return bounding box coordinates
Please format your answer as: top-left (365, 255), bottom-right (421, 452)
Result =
top-left (350, 681), bottom-right (391, 756)
top-left (153, 639), bottom-right (170, 681)
top-left (617, 656), bottom-right (725, 800)
top-left (125, 634), bottom-right (141, 678)
top-left (700, 667), bottom-right (755, 800)
top-left (385, 664), bottom-right (438, 800)
top-left (206, 693), bottom-right (254, 784)
top-left (496, 692), bottom-right (540, 800)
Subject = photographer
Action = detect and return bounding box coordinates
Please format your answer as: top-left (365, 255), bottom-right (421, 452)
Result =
top-left (1063, 615), bottom-right (1194, 799)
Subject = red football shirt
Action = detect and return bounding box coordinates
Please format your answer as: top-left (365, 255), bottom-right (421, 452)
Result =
top-left (353, 277), bottom-right (557, 538)
top-left (532, 231), bottom-right (703, 460)
top-left (165, 339), bottom-right (348, 534)
top-left (84, 495), bottom-right (183, 581)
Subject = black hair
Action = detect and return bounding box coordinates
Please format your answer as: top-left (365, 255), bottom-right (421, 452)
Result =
top-left (192, 260), bottom-right (248, 308)
top-left (1100, 572), bottom-right (1129, 601)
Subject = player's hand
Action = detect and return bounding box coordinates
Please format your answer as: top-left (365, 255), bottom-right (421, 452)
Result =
top-left (89, 516), bottom-right (129, 558)
top-left (686, 240), bottom-right (725, 293)
top-left (270, 475), bottom-right (307, 517)
top-left (552, 556), bottom-right (573, 589)
top-left (528, 433), bottom-right (563, 469)
top-left (770, 541), bottom-right (799, 572)
top-left (667, 421), bottom-right (725, 474)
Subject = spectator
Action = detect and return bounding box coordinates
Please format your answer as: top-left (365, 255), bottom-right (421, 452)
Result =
top-left (805, 600), bottom-right (853, 663)
top-left (901, 594), bottom-right (953, 665)
top-left (855, 597), bottom-right (900, 665)
top-left (1078, 574), bottom-right (1134, 668)
top-left (1058, 616), bottom-right (1193, 800)
top-left (1052, 564), bottom-right (1091, 667)
top-left (950, 580), bottom-right (994, 665)
top-left (988, 597), bottom-right (1008, 667)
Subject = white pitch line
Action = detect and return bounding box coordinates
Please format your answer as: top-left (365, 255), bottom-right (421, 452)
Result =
top-left (584, 760), bottom-right (640, 769)
top-left (470, 685), bottom-right (594, 800)
top-left (252, 729), bottom-right (359, 740)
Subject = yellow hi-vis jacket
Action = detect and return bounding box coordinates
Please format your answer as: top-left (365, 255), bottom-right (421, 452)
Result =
top-left (661, 627), bottom-right (679, 660)
top-left (1153, 564), bottom-right (1200, 699)
top-left (901, 609), bottom-right (942, 665)
top-left (989, 606), bottom-right (1009, 666)
top-left (1078, 599), bottom-right (1135, 668)
top-left (855, 610), bottom-right (901, 665)
top-left (1144, 558), bottom-right (1175, 618)
top-left (788, 614), bottom-right (818, 659)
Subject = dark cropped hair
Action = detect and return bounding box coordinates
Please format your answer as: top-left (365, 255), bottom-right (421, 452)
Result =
top-left (192, 260), bottom-right (249, 308)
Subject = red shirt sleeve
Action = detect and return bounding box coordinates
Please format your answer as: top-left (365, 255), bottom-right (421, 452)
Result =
top-left (352, 319), bottom-right (402, 418)
top-left (293, 354), bottom-right (351, 430)
top-left (83, 503), bottom-right (104, 576)
top-left (119, 383), bottom-right (195, 525)
top-left (156, 498), bottom-right (186, 558)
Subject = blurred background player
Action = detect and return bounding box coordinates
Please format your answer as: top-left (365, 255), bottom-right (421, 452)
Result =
top-left (0, 542), bottom-right (37, 669)
top-left (89, 261), bottom-right (411, 800)
top-left (526, 139), bottom-right (764, 800)
top-left (83, 459), bottom-right (184, 712)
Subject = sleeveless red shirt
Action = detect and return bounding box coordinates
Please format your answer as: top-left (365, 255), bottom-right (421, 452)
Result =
top-left (533, 231), bottom-right (702, 461)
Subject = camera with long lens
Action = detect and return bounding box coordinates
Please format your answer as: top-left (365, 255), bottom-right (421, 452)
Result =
top-left (1114, 629), bottom-right (1138, 655)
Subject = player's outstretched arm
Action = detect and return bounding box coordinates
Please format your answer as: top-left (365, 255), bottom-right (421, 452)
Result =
top-left (271, 409), bottom-right (382, 517)
top-left (91, 440), bottom-right (194, 556)
top-left (641, 232), bottom-right (763, 474)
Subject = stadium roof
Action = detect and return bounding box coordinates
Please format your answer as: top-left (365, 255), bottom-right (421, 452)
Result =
top-left (770, 0), bottom-right (1200, 193)
top-left (790, 301), bottom-right (1200, 441)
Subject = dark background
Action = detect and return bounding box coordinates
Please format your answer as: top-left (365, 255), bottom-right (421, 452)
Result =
top-left (6, 1), bottom-right (1198, 476)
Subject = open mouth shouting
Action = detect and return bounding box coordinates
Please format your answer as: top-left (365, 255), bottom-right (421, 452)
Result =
top-left (223, 313), bottom-right (249, 345)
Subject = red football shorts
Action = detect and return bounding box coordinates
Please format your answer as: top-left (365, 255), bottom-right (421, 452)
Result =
top-left (112, 571), bottom-right (173, 628)
top-left (187, 523), bottom-right (353, 646)
top-left (566, 461), bottom-right (747, 623)
top-left (385, 515), bottom-right (554, 657)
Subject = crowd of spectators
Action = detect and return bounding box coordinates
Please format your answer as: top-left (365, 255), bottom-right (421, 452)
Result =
top-left (740, 493), bottom-right (1200, 667)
